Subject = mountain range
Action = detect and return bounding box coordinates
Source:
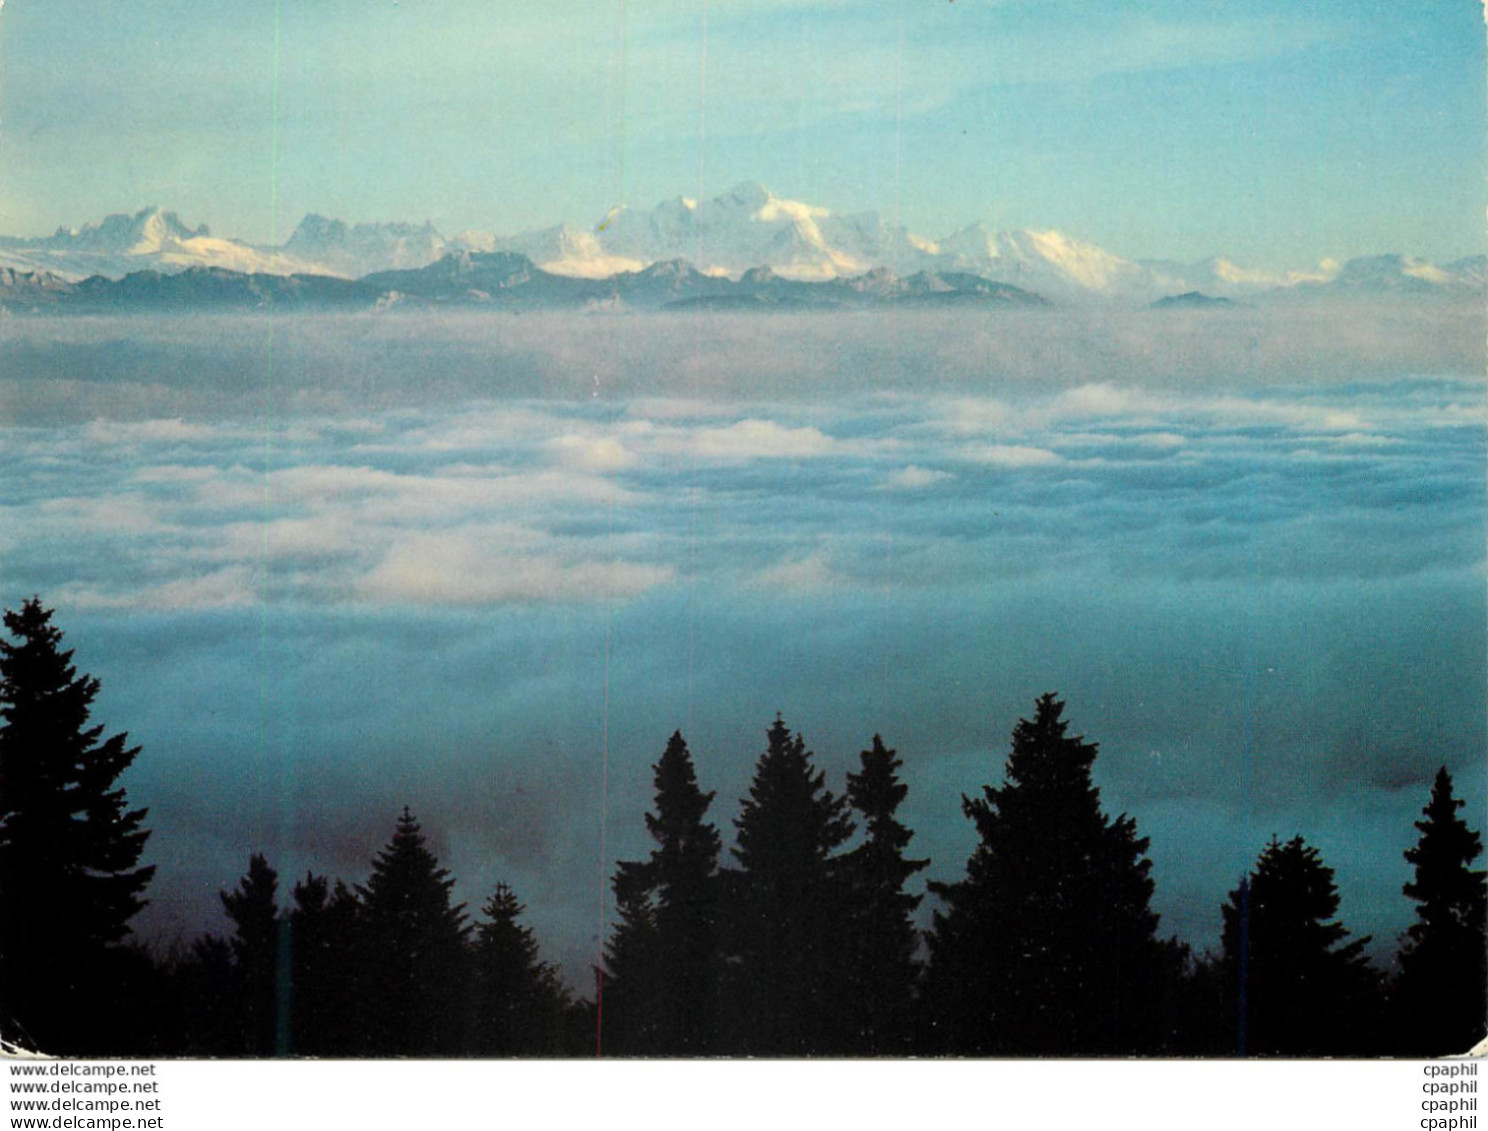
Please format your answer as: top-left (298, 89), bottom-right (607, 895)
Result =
top-left (0, 255), bottom-right (1057, 315)
top-left (0, 181), bottom-right (1482, 311)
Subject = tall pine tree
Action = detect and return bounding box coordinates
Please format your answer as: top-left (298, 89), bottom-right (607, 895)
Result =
top-left (603, 731), bottom-right (723, 1055)
top-left (840, 735), bottom-right (928, 1054)
top-left (357, 808), bottom-right (470, 1056)
top-left (0, 598), bottom-right (155, 1053)
top-left (1219, 835), bottom-right (1380, 1056)
top-left (924, 693), bottom-right (1177, 1055)
top-left (1393, 767), bottom-right (1487, 1055)
top-left (725, 716), bottom-right (854, 1054)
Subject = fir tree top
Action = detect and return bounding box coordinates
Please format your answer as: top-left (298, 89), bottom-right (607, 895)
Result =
top-left (846, 735), bottom-right (920, 855)
top-left (953, 693), bottom-right (1152, 904)
top-left (1223, 835), bottom-right (1368, 959)
top-left (221, 853), bottom-right (280, 965)
top-left (358, 807), bottom-right (469, 940)
top-left (733, 716), bottom-right (853, 874)
top-left (477, 882), bottom-right (542, 965)
top-left (639, 730), bottom-right (721, 895)
top-left (1404, 766), bottom-right (1486, 940)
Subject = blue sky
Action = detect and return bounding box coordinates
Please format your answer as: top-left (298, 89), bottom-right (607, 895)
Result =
top-left (0, 1), bottom-right (1482, 266)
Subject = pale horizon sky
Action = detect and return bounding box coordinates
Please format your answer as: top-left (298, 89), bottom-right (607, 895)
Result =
top-left (0, 1), bottom-right (1483, 269)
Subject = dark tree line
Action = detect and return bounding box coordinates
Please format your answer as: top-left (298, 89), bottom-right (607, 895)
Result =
top-left (2, 599), bottom-right (1484, 1057)
top-left (174, 808), bottom-right (581, 1057)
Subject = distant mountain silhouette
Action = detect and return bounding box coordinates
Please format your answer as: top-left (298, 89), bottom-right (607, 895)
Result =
top-left (2, 255), bottom-right (1049, 314)
top-left (1150, 291), bottom-right (1237, 309)
top-left (4, 186), bottom-right (1482, 303)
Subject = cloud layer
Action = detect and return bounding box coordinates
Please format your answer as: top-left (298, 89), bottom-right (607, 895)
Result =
top-left (2, 310), bottom-right (1482, 982)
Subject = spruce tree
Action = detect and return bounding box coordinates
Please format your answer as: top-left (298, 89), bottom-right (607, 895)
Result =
top-left (472, 882), bottom-right (570, 1055)
top-left (286, 872), bottom-right (365, 1056)
top-left (726, 716), bottom-right (854, 1054)
top-left (316, 879), bottom-right (368, 1055)
top-left (840, 735), bottom-right (928, 1054)
top-left (357, 808), bottom-right (470, 1056)
top-left (603, 731), bottom-right (723, 1055)
top-left (177, 934), bottom-right (238, 1055)
top-left (220, 853), bottom-right (284, 1055)
top-left (0, 598), bottom-right (155, 1053)
top-left (285, 872), bottom-right (328, 1055)
top-left (601, 859), bottom-right (664, 1054)
top-left (1219, 835), bottom-right (1380, 1056)
top-left (924, 693), bottom-right (1176, 1055)
top-left (1394, 768), bottom-right (1487, 1055)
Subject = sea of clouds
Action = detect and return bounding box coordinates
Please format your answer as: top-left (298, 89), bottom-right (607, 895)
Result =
top-left (1, 304), bottom-right (1482, 981)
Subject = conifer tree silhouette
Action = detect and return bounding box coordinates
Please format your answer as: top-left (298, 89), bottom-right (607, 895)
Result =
top-left (286, 872), bottom-right (367, 1056)
top-left (357, 808), bottom-right (470, 1056)
top-left (177, 933), bottom-right (238, 1055)
top-left (1220, 835), bottom-right (1380, 1056)
top-left (603, 731), bottom-right (723, 1055)
top-left (602, 858), bottom-right (664, 1054)
top-left (1393, 767), bottom-right (1487, 1055)
top-left (0, 598), bottom-right (155, 1053)
top-left (319, 879), bottom-right (368, 1055)
top-left (285, 872), bottom-right (329, 1055)
top-left (726, 716), bottom-right (854, 1054)
top-left (924, 693), bottom-right (1176, 1055)
top-left (220, 853), bottom-right (284, 1055)
top-left (472, 882), bottom-right (570, 1055)
top-left (841, 735), bottom-right (928, 1054)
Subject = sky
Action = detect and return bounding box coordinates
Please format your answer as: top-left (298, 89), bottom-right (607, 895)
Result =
top-left (0, 0), bottom-right (1484, 998)
top-left (0, 1), bottom-right (1483, 267)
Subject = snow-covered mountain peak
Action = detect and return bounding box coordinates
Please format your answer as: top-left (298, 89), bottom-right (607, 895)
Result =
top-left (131, 208), bottom-right (206, 253)
top-left (48, 207), bottom-right (207, 254)
top-left (934, 224), bottom-right (1156, 297)
top-left (2, 185), bottom-right (1481, 302)
top-left (0, 206), bottom-right (327, 281)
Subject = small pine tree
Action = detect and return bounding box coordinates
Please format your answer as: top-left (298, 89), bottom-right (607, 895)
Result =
top-left (286, 871), bottom-right (363, 1056)
top-left (317, 879), bottom-right (368, 1055)
top-left (220, 853), bottom-right (284, 1056)
top-left (1220, 835), bottom-right (1381, 1056)
top-left (924, 693), bottom-right (1177, 1055)
top-left (603, 731), bottom-right (723, 1055)
top-left (1394, 767), bottom-right (1488, 1054)
top-left (726, 716), bottom-right (855, 1054)
top-left (472, 882), bottom-right (570, 1055)
top-left (841, 735), bottom-right (928, 1054)
top-left (601, 859), bottom-right (664, 1054)
top-left (357, 808), bottom-right (471, 1056)
top-left (0, 598), bottom-right (155, 1053)
top-left (177, 934), bottom-right (239, 1055)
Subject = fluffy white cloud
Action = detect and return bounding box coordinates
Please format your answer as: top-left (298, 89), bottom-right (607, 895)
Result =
top-left (359, 531), bottom-right (673, 605)
top-left (967, 444), bottom-right (1064, 468)
top-left (59, 566), bottom-right (260, 611)
top-left (882, 465), bottom-right (954, 490)
top-left (82, 418), bottom-right (221, 447)
top-left (545, 434), bottom-right (639, 472)
top-left (749, 552), bottom-right (839, 594)
top-left (676, 419), bottom-right (837, 460)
